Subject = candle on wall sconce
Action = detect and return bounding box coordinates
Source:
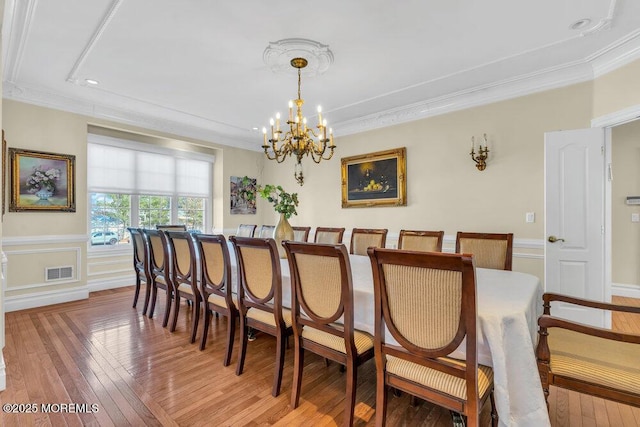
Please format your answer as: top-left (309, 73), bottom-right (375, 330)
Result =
top-left (470, 133), bottom-right (490, 171)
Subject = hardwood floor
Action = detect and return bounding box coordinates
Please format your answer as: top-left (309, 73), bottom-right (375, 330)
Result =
top-left (0, 289), bottom-right (638, 426)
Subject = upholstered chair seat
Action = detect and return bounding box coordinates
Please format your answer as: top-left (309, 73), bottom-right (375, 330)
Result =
top-left (386, 356), bottom-right (494, 400)
top-left (246, 307), bottom-right (293, 328)
top-left (301, 325), bottom-right (374, 355)
top-left (547, 328), bottom-right (640, 394)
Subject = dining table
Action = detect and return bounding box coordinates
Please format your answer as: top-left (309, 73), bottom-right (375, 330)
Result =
top-left (227, 243), bottom-right (550, 426)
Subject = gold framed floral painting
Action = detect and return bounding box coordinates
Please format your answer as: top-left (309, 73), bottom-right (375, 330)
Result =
top-left (9, 148), bottom-right (76, 212)
top-left (341, 147), bottom-right (407, 208)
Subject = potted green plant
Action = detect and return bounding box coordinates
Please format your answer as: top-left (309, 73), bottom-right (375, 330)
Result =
top-left (245, 179), bottom-right (299, 257)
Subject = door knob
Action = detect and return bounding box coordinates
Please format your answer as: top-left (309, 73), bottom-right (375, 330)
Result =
top-left (548, 235), bottom-right (565, 243)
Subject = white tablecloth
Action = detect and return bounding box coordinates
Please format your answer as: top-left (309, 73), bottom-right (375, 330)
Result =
top-left (228, 246), bottom-right (550, 426)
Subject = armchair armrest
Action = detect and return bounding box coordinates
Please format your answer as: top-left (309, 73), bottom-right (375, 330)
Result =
top-left (542, 292), bottom-right (640, 315)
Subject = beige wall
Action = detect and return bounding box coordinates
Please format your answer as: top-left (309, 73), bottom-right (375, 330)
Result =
top-left (263, 82), bottom-right (595, 280)
top-left (612, 119), bottom-right (640, 286)
top-left (593, 59), bottom-right (640, 119)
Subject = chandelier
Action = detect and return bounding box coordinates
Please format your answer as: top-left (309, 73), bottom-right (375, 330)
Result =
top-left (262, 57), bottom-right (335, 185)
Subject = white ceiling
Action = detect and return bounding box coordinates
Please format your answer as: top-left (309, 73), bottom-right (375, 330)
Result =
top-left (2, 0), bottom-right (640, 151)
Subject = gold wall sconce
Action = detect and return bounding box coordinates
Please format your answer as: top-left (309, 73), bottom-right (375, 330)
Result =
top-left (470, 134), bottom-right (489, 171)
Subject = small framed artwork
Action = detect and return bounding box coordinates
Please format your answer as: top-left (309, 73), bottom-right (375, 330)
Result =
top-left (9, 148), bottom-right (76, 212)
top-left (341, 147), bottom-right (407, 208)
top-left (230, 175), bottom-right (257, 214)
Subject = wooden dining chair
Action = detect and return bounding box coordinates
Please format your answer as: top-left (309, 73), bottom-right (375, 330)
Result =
top-left (350, 228), bottom-right (388, 256)
top-left (230, 236), bottom-right (293, 397)
top-left (397, 229), bottom-right (444, 252)
top-left (165, 230), bottom-right (201, 344)
top-left (193, 233), bottom-right (238, 366)
top-left (236, 224), bottom-right (257, 237)
top-left (156, 224), bottom-right (187, 231)
top-left (257, 225), bottom-right (275, 238)
top-left (283, 241), bottom-right (374, 427)
top-left (536, 293), bottom-right (640, 409)
top-left (292, 226), bottom-right (311, 242)
top-left (314, 227), bottom-right (345, 244)
top-left (144, 229), bottom-right (173, 327)
top-left (368, 248), bottom-right (497, 427)
top-left (455, 232), bottom-right (513, 270)
top-left (127, 227), bottom-right (152, 314)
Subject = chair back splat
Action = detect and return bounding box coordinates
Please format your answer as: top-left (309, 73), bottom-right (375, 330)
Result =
top-left (398, 229), bottom-right (444, 252)
top-left (144, 229), bottom-right (173, 327)
top-left (292, 226), bottom-right (311, 242)
top-left (350, 228), bottom-right (388, 256)
top-left (368, 248), bottom-right (497, 427)
top-left (455, 232), bottom-right (513, 270)
top-left (193, 233), bottom-right (238, 365)
top-left (230, 236), bottom-right (293, 397)
top-left (257, 225), bottom-right (275, 238)
top-left (283, 241), bottom-right (374, 427)
top-left (314, 227), bottom-right (345, 244)
top-left (165, 231), bottom-right (201, 344)
top-left (128, 227), bottom-right (152, 313)
top-left (236, 224), bottom-right (257, 237)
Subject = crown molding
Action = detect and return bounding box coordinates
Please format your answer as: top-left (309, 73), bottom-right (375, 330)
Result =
top-left (591, 103), bottom-right (640, 128)
top-left (334, 60), bottom-right (594, 136)
top-left (3, 81), bottom-right (260, 152)
top-left (589, 29), bottom-right (640, 78)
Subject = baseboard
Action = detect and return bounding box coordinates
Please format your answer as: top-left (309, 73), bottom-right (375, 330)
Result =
top-left (88, 276), bottom-right (134, 293)
top-left (4, 287), bottom-right (89, 312)
top-left (611, 283), bottom-right (640, 299)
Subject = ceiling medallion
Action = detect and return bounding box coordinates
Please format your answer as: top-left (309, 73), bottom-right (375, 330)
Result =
top-left (263, 38), bottom-right (334, 77)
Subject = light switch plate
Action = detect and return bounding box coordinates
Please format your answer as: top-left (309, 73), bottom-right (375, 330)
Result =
top-left (526, 212), bottom-right (535, 223)
top-left (632, 213), bottom-right (640, 223)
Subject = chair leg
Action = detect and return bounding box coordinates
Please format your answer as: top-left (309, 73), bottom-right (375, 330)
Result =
top-left (148, 284), bottom-right (158, 319)
top-left (490, 391), bottom-right (498, 427)
top-left (344, 360), bottom-right (357, 427)
top-left (375, 375), bottom-right (387, 427)
top-left (272, 332), bottom-right (287, 397)
top-left (142, 281), bottom-right (151, 315)
top-left (223, 311), bottom-right (236, 366)
top-left (291, 337), bottom-right (304, 408)
top-left (190, 297), bottom-right (200, 344)
top-left (162, 289), bottom-right (172, 328)
top-left (170, 294), bottom-right (181, 332)
top-left (200, 305), bottom-right (211, 351)
top-left (236, 319), bottom-right (248, 376)
top-left (132, 276), bottom-right (141, 308)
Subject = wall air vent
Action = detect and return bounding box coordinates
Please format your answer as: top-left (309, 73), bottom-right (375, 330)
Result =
top-left (45, 266), bottom-right (74, 282)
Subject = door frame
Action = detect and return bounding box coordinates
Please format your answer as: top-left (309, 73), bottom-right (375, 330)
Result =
top-left (591, 103), bottom-right (640, 323)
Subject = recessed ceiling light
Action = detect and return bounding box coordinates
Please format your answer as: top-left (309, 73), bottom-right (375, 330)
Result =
top-left (570, 18), bottom-right (591, 30)
top-left (252, 127), bottom-right (259, 131)
top-left (85, 79), bottom-right (99, 85)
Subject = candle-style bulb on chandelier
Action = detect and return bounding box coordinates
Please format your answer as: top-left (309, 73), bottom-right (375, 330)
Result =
top-left (262, 57), bottom-right (335, 185)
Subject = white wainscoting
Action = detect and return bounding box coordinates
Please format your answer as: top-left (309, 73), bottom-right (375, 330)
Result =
top-left (4, 286), bottom-right (89, 312)
top-left (611, 283), bottom-right (640, 299)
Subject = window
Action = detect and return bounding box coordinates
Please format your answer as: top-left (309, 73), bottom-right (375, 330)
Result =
top-left (88, 135), bottom-right (213, 246)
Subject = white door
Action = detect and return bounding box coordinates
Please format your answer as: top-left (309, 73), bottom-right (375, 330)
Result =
top-left (545, 128), bottom-right (606, 327)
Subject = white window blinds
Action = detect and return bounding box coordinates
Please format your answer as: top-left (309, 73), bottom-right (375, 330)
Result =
top-left (88, 142), bottom-right (211, 197)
